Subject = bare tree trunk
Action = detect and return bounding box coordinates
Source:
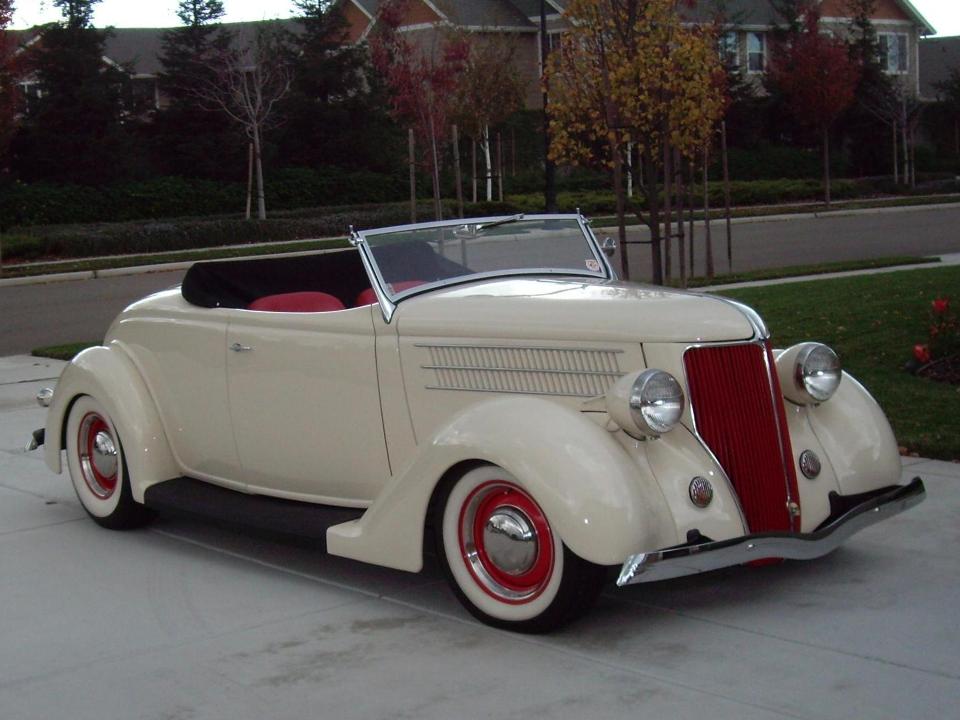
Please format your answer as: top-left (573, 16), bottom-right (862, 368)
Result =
top-left (721, 120), bottom-right (733, 272)
top-left (252, 127), bottom-right (266, 220)
top-left (955, 118), bottom-right (959, 157)
top-left (892, 121), bottom-right (899, 184)
top-left (901, 102), bottom-right (909, 188)
top-left (452, 124), bottom-right (463, 218)
top-left (626, 141), bottom-right (633, 198)
top-left (428, 114), bottom-right (442, 221)
top-left (663, 138), bottom-right (672, 282)
top-left (471, 137), bottom-right (477, 204)
top-left (497, 132), bottom-right (504, 202)
top-left (643, 146), bottom-right (663, 286)
top-left (704, 144), bottom-right (714, 280)
top-left (611, 138), bottom-right (630, 280)
top-left (823, 125), bottom-right (831, 208)
top-left (687, 159), bottom-right (695, 278)
top-left (675, 148), bottom-right (686, 289)
top-left (910, 125), bottom-right (917, 188)
top-left (245, 142), bottom-right (253, 220)
top-left (482, 124), bottom-right (493, 201)
top-left (409, 128), bottom-right (417, 223)
top-left (511, 126), bottom-right (516, 176)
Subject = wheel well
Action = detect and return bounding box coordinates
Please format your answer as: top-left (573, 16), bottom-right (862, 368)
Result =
top-left (423, 459), bottom-right (489, 556)
top-left (59, 393), bottom-right (86, 452)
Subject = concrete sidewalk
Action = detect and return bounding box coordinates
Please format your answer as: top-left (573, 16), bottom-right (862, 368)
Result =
top-left (1, 354), bottom-right (957, 720)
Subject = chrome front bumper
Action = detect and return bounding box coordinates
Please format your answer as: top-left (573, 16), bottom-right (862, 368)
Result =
top-left (617, 477), bottom-right (926, 587)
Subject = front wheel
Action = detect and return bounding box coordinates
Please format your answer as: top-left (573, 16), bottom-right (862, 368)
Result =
top-left (435, 465), bottom-right (605, 633)
top-left (65, 395), bottom-right (154, 530)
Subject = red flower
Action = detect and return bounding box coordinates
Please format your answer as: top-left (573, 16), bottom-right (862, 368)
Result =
top-left (932, 298), bottom-right (950, 314)
top-left (913, 344), bottom-right (931, 364)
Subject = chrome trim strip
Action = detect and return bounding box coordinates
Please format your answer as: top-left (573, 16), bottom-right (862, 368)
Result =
top-left (424, 385), bottom-right (604, 398)
top-left (421, 364), bottom-right (622, 377)
top-left (617, 478), bottom-right (926, 586)
top-left (414, 343), bottom-right (624, 354)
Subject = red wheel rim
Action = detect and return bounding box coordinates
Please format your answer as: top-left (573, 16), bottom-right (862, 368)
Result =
top-left (77, 412), bottom-right (118, 499)
top-left (458, 480), bottom-right (555, 604)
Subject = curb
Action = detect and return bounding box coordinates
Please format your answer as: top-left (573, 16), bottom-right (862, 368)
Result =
top-left (595, 200), bottom-right (960, 234)
top-left (0, 247), bottom-right (344, 288)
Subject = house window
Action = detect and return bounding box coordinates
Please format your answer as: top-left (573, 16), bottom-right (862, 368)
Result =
top-left (878, 33), bottom-right (908, 74)
top-left (747, 32), bottom-right (765, 72)
top-left (719, 31), bottom-right (739, 67)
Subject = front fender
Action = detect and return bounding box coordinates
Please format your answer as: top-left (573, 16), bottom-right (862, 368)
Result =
top-left (807, 371), bottom-right (902, 495)
top-left (327, 396), bottom-right (674, 572)
top-left (44, 343), bottom-right (179, 502)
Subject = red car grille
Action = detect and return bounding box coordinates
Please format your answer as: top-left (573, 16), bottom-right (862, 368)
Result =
top-left (683, 342), bottom-right (800, 533)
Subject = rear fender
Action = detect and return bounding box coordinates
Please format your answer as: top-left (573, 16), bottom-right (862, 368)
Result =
top-left (44, 343), bottom-right (179, 501)
top-left (327, 396), bottom-right (675, 572)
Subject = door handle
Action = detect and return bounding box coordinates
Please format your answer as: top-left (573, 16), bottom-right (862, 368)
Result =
top-left (230, 342), bottom-right (253, 352)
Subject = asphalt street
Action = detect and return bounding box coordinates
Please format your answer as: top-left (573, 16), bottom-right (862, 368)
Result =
top-left (1, 354), bottom-right (958, 720)
top-left (1, 204), bottom-right (960, 355)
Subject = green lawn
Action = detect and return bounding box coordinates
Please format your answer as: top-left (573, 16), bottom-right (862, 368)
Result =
top-left (719, 265), bottom-right (960, 461)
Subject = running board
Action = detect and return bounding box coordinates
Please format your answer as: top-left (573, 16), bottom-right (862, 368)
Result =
top-left (143, 478), bottom-right (365, 549)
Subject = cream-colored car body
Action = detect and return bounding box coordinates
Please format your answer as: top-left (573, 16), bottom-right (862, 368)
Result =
top-left (43, 222), bottom-right (904, 575)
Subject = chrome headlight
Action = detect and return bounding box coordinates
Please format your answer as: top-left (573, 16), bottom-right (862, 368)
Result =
top-left (776, 342), bottom-right (842, 404)
top-left (608, 369), bottom-right (685, 437)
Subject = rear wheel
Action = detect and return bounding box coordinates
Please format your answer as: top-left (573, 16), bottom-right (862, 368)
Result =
top-left (435, 465), bottom-right (605, 633)
top-left (65, 396), bottom-right (154, 530)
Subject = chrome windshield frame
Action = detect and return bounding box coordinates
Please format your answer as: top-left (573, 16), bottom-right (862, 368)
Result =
top-left (350, 213), bottom-right (613, 323)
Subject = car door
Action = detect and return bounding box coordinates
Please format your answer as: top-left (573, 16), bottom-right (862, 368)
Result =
top-left (224, 304), bottom-right (391, 505)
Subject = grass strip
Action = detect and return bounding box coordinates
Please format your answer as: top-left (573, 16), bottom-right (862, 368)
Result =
top-left (32, 342), bottom-right (100, 361)
top-left (676, 256), bottom-right (934, 288)
top-left (1, 238), bottom-right (350, 280)
top-left (591, 193), bottom-right (960, 228)
top-left (719, 265), bottom-right (960, 461)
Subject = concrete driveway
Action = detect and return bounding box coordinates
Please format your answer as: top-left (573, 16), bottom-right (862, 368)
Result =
top-left (2, 355), bottom-right (957, 720)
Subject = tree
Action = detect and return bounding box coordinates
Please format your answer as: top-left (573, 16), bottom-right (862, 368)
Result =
top-left (153, 1), bottom-right (236, 179)
top-left (276, 1), bottom-right (397, 174)
top-left (451, 34), bottom-right (527, 202)
top-left (769, 8), bottom-right (860, 206)
top-left (10, 0), bottom-right (146, 184)
top-left (369, 0), bottom-right (469, 220)
top-left (191, 24), bottom-right (293, 219)
top-left (545, 0), bottom-right (725, 284)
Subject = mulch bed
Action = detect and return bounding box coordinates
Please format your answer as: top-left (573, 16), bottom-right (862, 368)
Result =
top-left (917, 355), bottom-right (960, 386)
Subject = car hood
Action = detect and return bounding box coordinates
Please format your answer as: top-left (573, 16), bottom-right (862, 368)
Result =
top-left (395, 277), bottom-right (757, 343)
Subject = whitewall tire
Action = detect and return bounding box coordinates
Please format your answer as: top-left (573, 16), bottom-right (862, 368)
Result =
top-left (65, 396), bottom-right (153, 530)
top-left (435, 465), bottom-right (605, 633)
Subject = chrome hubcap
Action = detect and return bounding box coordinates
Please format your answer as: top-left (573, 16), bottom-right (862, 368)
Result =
top-left (483, 508), bottom-right (537, 576)
top-left (92, 431), bottom-right (118, 477)
top-left (78, 413), bottom-right (118, 499)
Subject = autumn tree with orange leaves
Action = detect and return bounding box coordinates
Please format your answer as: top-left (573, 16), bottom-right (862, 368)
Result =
top-left (769, 8), bottom-right (861, 207)
top-left (545, 0), bottom-right (725, 284)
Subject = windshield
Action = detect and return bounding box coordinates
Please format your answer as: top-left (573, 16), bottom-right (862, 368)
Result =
top-left (358, 216), bottom-right (608, 302)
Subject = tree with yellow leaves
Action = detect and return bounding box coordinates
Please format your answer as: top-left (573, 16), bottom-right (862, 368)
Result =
top-left (546, 0), bottom-right (725, 284)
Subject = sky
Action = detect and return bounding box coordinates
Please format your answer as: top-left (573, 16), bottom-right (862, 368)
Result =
top-left (10, 0), bottom-right (960, 37)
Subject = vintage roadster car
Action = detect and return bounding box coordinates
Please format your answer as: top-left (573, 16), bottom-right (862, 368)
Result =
top-left (34, 214), bottom-right (924, 632)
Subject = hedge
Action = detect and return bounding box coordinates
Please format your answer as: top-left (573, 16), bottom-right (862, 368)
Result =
top-left (0, 199), bottom-right (518, 262)
top-left (0, 167), bottom-right (406, 229)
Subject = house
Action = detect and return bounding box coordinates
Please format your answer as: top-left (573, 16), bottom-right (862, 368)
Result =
top-left (11, 0), bottom-right (937, 115)
top-left (339, 0), bottom-right (936, 107)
